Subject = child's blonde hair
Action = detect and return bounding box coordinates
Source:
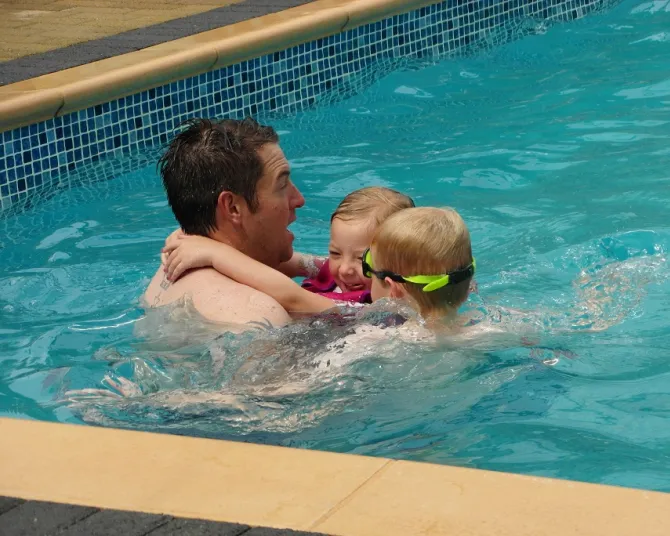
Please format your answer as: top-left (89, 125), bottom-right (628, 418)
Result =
top-left (372, 207), bottom-right (473, 313)
top-left (331, 186), bottom-right (415, 227)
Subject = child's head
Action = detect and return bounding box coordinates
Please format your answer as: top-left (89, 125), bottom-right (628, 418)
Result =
top-left (328, 187), bottom-right (415, 293)
top-left (366, 207), bottom-right (474, 317)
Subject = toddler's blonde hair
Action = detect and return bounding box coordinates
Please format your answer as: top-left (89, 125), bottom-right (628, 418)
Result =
top-left (371, 207), bottom-right (473, 313)
top-left (331, 186), bottom-right (414, 227)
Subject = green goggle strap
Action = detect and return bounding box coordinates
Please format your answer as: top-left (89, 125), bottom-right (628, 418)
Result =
top-left (407, 258), bottom-right (477, 292)
top-left (365, 251), bottom-right (476, 293)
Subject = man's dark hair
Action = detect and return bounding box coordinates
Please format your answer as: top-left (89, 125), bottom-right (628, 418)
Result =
top-left (158, 117), bottom-right (279, 236)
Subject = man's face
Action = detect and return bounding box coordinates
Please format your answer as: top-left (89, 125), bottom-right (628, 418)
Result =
top-left (240, 143), bottom-right (305, 267)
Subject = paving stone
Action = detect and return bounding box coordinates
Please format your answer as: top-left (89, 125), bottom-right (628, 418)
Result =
top-left (0, 496), bottom-right (24, 515)
top-left (146, 517), bottom-right (250, 535)
top-left (54, 508), bottom-right (168, 535)
top-left (0, 500), bottom-right (97, 536)
top-left (0, 496), bottom-right (331, 536)
top-left (245, 528), bottom-right (329, 535)
top-left (0, 0), bottom-right (315, 86)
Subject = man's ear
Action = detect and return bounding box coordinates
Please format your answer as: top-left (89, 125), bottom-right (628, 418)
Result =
top-left (387, 279), bottom-right (407, 299)
top-left (218, 191), bottom-right (243, 225)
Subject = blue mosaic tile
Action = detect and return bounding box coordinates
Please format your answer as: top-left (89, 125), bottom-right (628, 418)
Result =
top-left (0, 0), bottom-right (617, 213)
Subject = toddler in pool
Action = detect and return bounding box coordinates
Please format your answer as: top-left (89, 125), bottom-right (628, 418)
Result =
top-left (163, 206), bottom-right (476, 330)
top-left (68, 208), bottom-right (478, 407)
top-left (276, 186), bottom-right (415, 304)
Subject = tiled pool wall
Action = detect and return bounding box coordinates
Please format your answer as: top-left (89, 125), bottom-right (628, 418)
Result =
top-left (0, 0), bottom-right (617, 214)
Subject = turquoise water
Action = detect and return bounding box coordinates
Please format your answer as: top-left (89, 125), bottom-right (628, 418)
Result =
top-left (3, 0), bottom-right (670, 491)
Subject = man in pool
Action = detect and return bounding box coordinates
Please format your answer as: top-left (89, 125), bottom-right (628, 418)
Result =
top-left (142, 117), bottom-right (305, 330)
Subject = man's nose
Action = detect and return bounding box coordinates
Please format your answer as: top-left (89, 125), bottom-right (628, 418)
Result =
top-left (291, 182), bottom-right (305, 208)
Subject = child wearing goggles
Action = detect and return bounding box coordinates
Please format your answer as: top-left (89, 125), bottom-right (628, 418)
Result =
top-left (162, 206), bottom-right (475, 324)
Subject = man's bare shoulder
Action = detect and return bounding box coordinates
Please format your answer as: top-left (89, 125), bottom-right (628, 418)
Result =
top-left (143, 265), bottom-right (290, 328)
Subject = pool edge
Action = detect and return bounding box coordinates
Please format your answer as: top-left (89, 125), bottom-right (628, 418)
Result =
top-left (0, 417), bottom-right (668, 535)
top-left (0, 0), bottom-right (442, 133)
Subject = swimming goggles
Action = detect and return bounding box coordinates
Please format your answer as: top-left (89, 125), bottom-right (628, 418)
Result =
top-left (362, 247), bottom-right (475, 293)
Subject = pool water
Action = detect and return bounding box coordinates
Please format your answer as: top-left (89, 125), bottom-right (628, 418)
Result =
top-left (3, 0), bottom-right (670, 492)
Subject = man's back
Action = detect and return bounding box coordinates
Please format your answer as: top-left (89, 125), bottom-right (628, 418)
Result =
top-left (143, 266), bottom-right (291, 330)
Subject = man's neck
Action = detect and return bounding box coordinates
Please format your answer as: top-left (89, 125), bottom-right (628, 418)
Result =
top-left (209, 228), bottom-right (275, 269)
top-left (209, 228), bottom-right (240, 251)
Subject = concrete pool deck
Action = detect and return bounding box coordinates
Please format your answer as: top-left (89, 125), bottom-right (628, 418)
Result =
top-left (0, 0), bottom-right (238, 63)
top-left (1, 0), bottom-right (403, 131)
top-left (0, 0), bottom-right (317, 86)
top-left (1, 418), bottom-right (670, 535)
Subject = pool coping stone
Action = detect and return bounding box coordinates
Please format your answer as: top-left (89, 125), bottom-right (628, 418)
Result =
top-left (0, 0), bottom-right (445, 132)
top-left (0, 417), bottom-right (668, 536)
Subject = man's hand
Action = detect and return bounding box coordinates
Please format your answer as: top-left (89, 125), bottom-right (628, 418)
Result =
top-left (162, 233), bottom-right (220, 282)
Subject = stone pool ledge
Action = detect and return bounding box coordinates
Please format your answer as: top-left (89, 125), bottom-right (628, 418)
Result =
top-left (0, 417), bottom-right (668, 535)
top-left (0, 0), bottom-right (439, 133)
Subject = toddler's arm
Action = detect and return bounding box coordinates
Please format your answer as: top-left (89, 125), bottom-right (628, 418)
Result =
top-left (162, 233), bottom-right (336, 315)
top-left (278, 253), bottom-right (325, 279)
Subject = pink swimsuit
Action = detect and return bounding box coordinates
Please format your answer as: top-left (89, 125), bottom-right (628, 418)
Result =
top-left (301, 260), bottom-right (372, 304)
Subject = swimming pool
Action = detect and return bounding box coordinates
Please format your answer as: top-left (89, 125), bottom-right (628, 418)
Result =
top-left (2, 0), bottom-right (670, 493)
